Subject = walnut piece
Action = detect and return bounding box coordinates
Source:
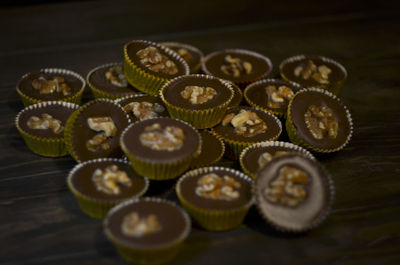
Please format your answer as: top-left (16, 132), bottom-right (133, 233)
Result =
top-left (137, 46), bottom-right (178, 75)
top-left (195, 173), bottom-right (241, 201)
top-left (140, 123), bottom-right (184, 151)
top-left (177, 48), bottom-right (192, 62)
top-left (222, 110), bottom-right (267, 137)
top-left (257, 151), bottom-right (289, 169)
top-left (92, 165), bottom-right (132, 195)
top-left (105, 65), bottom-right (128, 87)
top-left (124, 101), bottom-right (165, 120)
top-left (180, 86), bottom-right (217, 104)
top-left (304, 105), bottom-right (339, 140)
top-left (26, 113), bottom-right (63, 134)
top-left (32, 76), bottom-right (71, 95)
top-left (265, 85), bottom-right (294, 109)
top-left (293, 60), bottom-right (332, 84)
top-left (86, 117), bottom-right (117, 152)
top-left (220, 55), bottom-right (252, 77)
top-left (264, 166), bottom-right (309, 207)
top-left (121, 212), bottom-right (162, 238)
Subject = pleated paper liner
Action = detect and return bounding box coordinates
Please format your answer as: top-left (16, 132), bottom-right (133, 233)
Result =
top-left (286, 87), bottom-right (353, 153)
top-left (189, 130), bottom-right (225, 169)
top-left (67, 158), bottom-right (149, 219)
top-left (120, 117), bottom-right (202, 180)
top-left (160, 75), bottom-right (234, 129)
top-left (104, 197), bottom-right (191, 265)
top-left (279, 55), bottom-right (347, 96)
top-left (123, 40), bottom-right (190, 96)
top-left (16, 68), bottom-right (86, 107)
top-left (15, 101), bottom-right (79, 157)
top-left (253, 154), bottom-right (335, 233)
top-left (176, 167), bottom-right (254, 231)
top-left (239, 141), bottom-right (316, 179)
top-left (160, 41), bottom-right (204, 73)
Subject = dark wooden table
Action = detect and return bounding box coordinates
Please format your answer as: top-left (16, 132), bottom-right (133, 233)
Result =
top-left (1, 1), bottom-right (400, 264)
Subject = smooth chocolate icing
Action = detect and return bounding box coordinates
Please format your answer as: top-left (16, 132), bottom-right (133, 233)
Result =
top-left (117, 95), bottom-right (169, 122)
top-left (190, 130), bottom-right (224, 167)
top-left (161, 43), bottom-right (202, 73)
top-left (227, 82), bottom-right (243, 108)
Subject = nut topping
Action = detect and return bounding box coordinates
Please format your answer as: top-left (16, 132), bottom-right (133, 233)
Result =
top-left (304, 105), bottom-right (339, 140)
top-left (222, 110), bottom-right (267, 137)
top-left (195, 173), bottom-right (241, 201)
top-left (258, 151), bottom-right (289, 169)
top-left (92, 165), bottom-right (132, 195)
top-left (26, 113), bottom-right (63, 134)
top-left (265, 85), bottom-right (294, 109)
top-left (105, 65), bottom-right (128, 87)
top-left (220, 55), bottom-right (252, 77)
top-left (86, 117), bottom-right (117, 152)
top-left (121, 212), bottom-right (162, 238)
top-left (136, 46), bottom-right (178, 75)
top-left (124, 101), bottom-right (165, 120)
top-left (177, 48), bottom-right (192, 62)
top-left (264, 166), bottom-right (309, 207)
top-left (180, 86), bottom-right (217, 104)
top-left (32, 76), bottom-right (71, 95)
top-left (294, 60), bottom-right (332, 84)
top-left (140, 123), bottom-right (184, 151)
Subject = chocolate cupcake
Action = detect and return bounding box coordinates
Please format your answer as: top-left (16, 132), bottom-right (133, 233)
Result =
top-left (279, 55), bottom-right (347, 95)
top-left (86, 62), bottom-right (140, 99)
top-left (239, 141), bottom-right (315, 179)
top-left (176, 167), bottom-right (253, 231)
top-left (160, 42), bottom-right (204, 73)
top-left (123, 40), bottom-right (189, 96)
top-left (64, 99), bottom-right (131, 163)
top-left (253, 154), bottom-right (335, 232)
top-left (115, 94), bottom-right (169, 123)
top-left (211, 106), bottom-right (282, 160)
top-left (16, 68), bottom-right (85, 106)
top-left (15, 101), bottom-right (79, 157)
top-left (244, 79), bottom-right (302, 118)
top-left (68, 158), bottom-right (149, 219)
top-left (104, 197), bottom-right (191, 264)
top-left (189, 130), bottom-right (225, 168)
top-left (120, 117), bottom-right (201, 180)
top-left (202, 49), bottom-right (272, 88)
top-left (286, 88), bottom-right (353, 153)
top-left (160, 74), bottom-right (234, 129)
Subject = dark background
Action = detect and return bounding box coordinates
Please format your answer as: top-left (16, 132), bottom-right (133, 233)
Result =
top-left (1, 0), bottom-right (400, 264)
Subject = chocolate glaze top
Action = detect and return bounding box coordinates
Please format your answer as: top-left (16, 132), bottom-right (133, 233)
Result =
top-left (227, 82), bottom-right (243, 108)
top-left (190, 130), bottom-right (224, 167)
top-left (160, 42), bottom-right (203, 73)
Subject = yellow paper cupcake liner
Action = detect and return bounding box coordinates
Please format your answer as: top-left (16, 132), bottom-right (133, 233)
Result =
top-left (160, 75), bottom-right (234, 129)
top-left (286, 88), bottom-right (353, 153)
top-left (104, 197), bottom-right (191, 265)
top-left (15, 101), bottom-right (79, 157)
top-left (160, 42), bottom-right (204, 74)
top-left (189, 130), bottom-right (225, 169)
top-left (123, 40), bottom-right (189, 96)
top-left (176, 167), bottom-right (254, 231)
top-left (16, 68), bottom-right (86, 107)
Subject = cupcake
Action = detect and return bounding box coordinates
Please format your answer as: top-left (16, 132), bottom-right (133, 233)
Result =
top-left (253, 154), bottom-right (335, 232)
top-left (176, 167), bottom-right (253, 231)
top-left (286, 88), bottom-right (353, 153)
top-left (64, 98), bottom-right (131, 163)
top-left (16, 68), bottom-right (85, 107)
top-left (160, 42), bottom-right (204, 73)
top-left (211, 106), bottom-right (282, 160)
top-left (279, 55), bottom-right (347, 95)
top-left (15, 101), bottom-right (79, 157)
top-left (115, 94), bottom-right (169, 123)
top-left (123, 40), bottom-right (189, 95)
top-left (86, 62), bottom-right (140, 99)
top-left (120, 117), bottom-right (201, 180)
top-left (189, 130), bottom-right (225, 169)
top-left (104, 197), bottom-right (191, 264)
top-left (202, 49), bottom-right (272, 88)
top-left (160, 74), bottom-right (234, 129)
top-left (244, 79), bottom-right (302, 118)
top-left (239, 141), bottom-right (315, 179)
top-left (68, 158), bottom-right (149, 219)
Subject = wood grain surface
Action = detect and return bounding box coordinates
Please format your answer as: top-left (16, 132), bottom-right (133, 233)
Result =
top-left (1, 0), bottom-right (399, 264)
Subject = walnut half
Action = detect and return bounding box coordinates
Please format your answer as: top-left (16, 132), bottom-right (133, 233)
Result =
top-left (220, 55), bottom-right (252, 77)
top-left (92, 165), bottom-right (132, 195)
top-left (121, 212), bottom-right (162, 238)
top-left (26, 113), bottom-right (63, 134)
top-left (86, 117), bottom-right (117, 152)
top-left (137, 46), bottom-right (178, 75)
top-left (180, 85), bottom-right (217, 104)
top-left (222, 110), bottom-right (267, 137)
top-left (140, 123), bottom-right (185, 151)
top-left (265, 85), bottom-right (294, 109)
top-left (294, 60), bottom-right (332, 85)
top-left (124, 101), bottom-right (165, 120)
top-left (32, 76), bottom-right (71, 95)
top-left (304, 105), bottom-right (338, 140)
top-left (195, 173), bottom-right (241, 201)
top-left (105, 65), bottom-right (128, 87)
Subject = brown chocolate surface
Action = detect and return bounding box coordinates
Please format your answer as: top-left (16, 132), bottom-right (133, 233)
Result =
top-left (18, 71), bottom-right (83, 100)
top-left (254, 155), bottom-right (333, 231)
top-left (161, 42), bottom-right (202, 73)
top-left (106, 200), bottom-right (188, 248)
top-left (290, 90), bottom-right (351, 150)
top-left (162, 75), bottom-right (233, 110)
top-left (71, 160), bottom-right (147, 201)
top-left (121, 117), bottom-right (200, 163)
top-left (117, 95), bottom-right (169, 122)
top-left (190, 130), bottom-right (224, 167)
top-left (227, 82), bottom-right (243, 108)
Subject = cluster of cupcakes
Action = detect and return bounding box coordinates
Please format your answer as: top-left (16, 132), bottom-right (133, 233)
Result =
top-left (15, 39), bottom-right (352, 264)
